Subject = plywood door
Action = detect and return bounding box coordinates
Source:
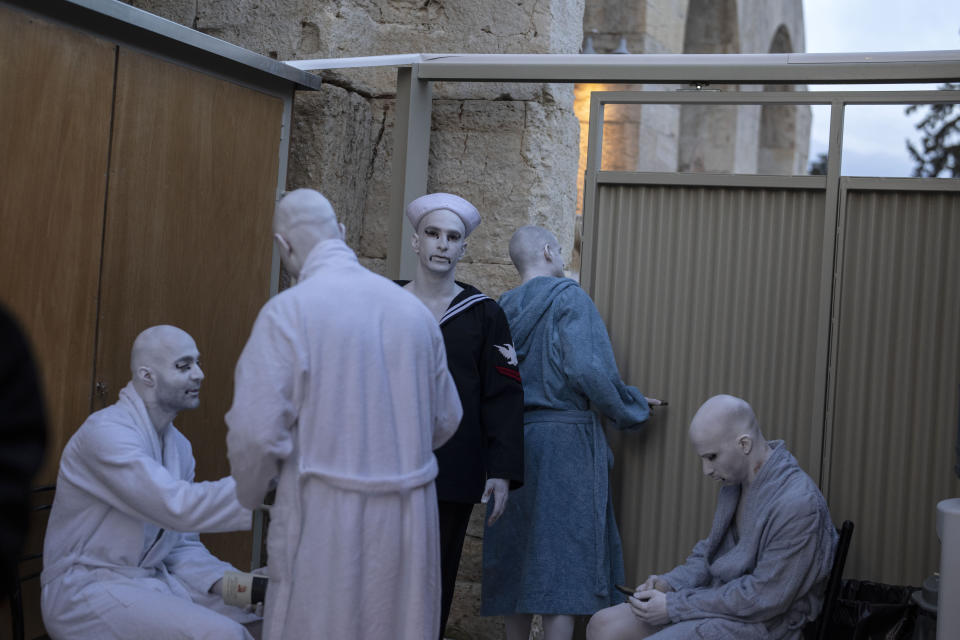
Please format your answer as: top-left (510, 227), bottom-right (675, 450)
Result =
top-left (0, 6), bottom-right (116, 636)
top-left (94, 48), bottom-right (283, 569)
top-left (0, 5), bottom-right (116, 482)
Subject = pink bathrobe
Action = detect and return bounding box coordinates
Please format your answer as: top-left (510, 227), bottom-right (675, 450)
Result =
top-left (226, 238), bottom-right (462, 640)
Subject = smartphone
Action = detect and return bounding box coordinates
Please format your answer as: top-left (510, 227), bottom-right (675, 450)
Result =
top-left (616, 584), bottom-right (651, 601)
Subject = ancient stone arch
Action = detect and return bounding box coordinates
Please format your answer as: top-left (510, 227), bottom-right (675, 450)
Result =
top-left (678, 0), bottom-right (741, 173)
top-left (758, 24), bottom-right (800, 174)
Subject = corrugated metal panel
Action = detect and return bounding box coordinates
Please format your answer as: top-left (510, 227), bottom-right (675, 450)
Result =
top-left (590, 183), bottom-right (827, 583)
top-left (828, 189), bottom-right (960, 585)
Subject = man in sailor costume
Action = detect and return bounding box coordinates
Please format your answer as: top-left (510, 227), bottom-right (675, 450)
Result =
top-left (399, 192), bottom-right (525, 639)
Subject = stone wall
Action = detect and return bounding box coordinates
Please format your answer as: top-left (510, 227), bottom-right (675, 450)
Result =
top-left (127, 0), bottom-right (583, 299)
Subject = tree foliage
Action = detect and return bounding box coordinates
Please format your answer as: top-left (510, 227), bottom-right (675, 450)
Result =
top-left (905, 83), bottom-right (960, 178)
top-left (808, 152), bottom-right (828, 175)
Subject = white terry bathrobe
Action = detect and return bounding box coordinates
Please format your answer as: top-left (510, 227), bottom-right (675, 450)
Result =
top-left (41, 383), bottom-right (257, 640)
top-left (226, 238), bottom-right (463, 640)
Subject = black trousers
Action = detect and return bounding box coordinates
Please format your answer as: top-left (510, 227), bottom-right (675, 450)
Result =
top-left (437, 500), bottom-right (474, 639)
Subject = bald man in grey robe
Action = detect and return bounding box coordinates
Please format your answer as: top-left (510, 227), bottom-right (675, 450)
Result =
top-left (587, 395), bottom-right (837, 640)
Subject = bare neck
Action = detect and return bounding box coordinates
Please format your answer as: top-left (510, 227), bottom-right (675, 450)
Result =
top-left (519, 262), bottom-right (557, 284)
top-left (743, 441), bottom-right (773, 487)
top-left (406, 265), bottom-right (463, 321)
top-left (144, 400), bottom-right (176, 434)
top-left (131, 382), bottom-right (174, 433)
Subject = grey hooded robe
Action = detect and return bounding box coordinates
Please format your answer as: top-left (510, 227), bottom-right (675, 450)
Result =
top-left (482, 276), bottom-right (651, 615)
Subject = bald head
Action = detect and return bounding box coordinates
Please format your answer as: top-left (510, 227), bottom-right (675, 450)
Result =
top-left (689, 395), bottom-right (769, 486)
top-left (130, 325), bottom-right (204, 428)
top-left (131, 325), bottom-right (197, 376)
top-left (508, 225), bottom-right (564, 281)
top-left (689, 394), bottom-right (760, 442)
top-left (274, 189), bottom-right (337, 236)
top-left (274, 189), bottom-right (342, 277)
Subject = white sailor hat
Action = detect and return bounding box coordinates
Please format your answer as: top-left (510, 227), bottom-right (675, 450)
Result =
top-left (405, 193), bottom-right (481, 236)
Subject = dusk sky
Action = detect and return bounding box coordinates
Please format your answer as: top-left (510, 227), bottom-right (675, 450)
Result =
top-left (803, 0), bottom-right (960, 176)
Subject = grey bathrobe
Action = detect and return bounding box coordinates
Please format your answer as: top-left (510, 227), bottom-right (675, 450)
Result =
top-left (481, 276), bottom-right (651, 615)
top-left (656, 440), bottom-right (837, 640)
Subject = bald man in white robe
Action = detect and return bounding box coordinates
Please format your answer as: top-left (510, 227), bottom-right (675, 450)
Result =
top-left (226, 189), bottom-right (463, 640)
top-left (41, 326), bottom-right (259, 640)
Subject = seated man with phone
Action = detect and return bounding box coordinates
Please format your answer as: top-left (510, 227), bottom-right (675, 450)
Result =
top-left (587, 395), bottom-right (837, 640)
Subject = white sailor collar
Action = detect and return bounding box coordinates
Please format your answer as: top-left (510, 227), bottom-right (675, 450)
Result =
top-left (440, 285), bottom-right (491, 326)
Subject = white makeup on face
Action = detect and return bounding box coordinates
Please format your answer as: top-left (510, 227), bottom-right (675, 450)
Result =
top-left (550, 243), bottom-right (565, 277)
top-left (153, 343), bottom-right (204, 414)
top-left (691, 430), bottom-right (746, 486)
top-left (415, 209), bottom-right (467, 274)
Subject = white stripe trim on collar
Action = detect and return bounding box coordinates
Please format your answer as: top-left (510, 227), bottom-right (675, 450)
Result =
top-left (440, 293), bottom-right (490, 326)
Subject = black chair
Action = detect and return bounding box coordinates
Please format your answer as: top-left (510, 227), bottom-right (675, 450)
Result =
top-left (10, 484), bottom-right (55, 640)
top-left (805, 519), bottom-right (855, 640)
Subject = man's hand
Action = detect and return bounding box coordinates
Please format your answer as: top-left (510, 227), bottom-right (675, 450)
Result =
top-left (481, 478), bottom-right (510, 526)
top-left (638, 574), bottom-right (672, 593)
top-left (629, 590), bottom-right (670, 626)
top-left (645, 397), bottom-right (666, 415)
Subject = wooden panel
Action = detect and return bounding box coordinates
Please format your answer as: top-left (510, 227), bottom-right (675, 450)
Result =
top-left (0, 5), bottom-right (115, 483)
top-left (95, 48), bottom-right (283, 568)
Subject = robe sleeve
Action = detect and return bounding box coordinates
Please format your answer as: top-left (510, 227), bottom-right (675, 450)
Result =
top-left (661, 485), bottom-right (738, 590)
top-left (479, 303), bottom-right (524, 487)
top-left (164, 532), bottom-right (235, 594)
top-left (65, 420), bottom-right (251, 533)
top-left (558, 287), bottom-right (650, 429)
top-left (660, 536), bottom-right (714, 591)
top-left (666, 493), bottom-right (829, 625)
top-left (226, 300), bottom-right (304, 509)
top-left (432, 329), bottom-right (463, 450)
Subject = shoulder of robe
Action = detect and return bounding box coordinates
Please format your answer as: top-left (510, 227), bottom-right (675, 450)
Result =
top-left (73, 411), bottom-right (146, 453)
top-left (568, 282), bottom-right (595, 305)
top-left (259, 288), bottom-right (297, 317)
top-left (766, 486), bottom-right (824, 530)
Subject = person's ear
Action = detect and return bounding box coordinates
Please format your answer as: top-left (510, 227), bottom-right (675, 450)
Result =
top-left (459, 240), bottom-right (467, 259)
top-left (137, 366), bottom-right (155, 388)
top-left (543, 243), bottom-right (553, 262)
top-left (274, 233), bottom-right (292, 257)
top-left (738, 434), bottom-right (753, 455)
top-left (338, 222), bottom-right (346, 241)
top-left (411, 232), bottom-right (420, 254)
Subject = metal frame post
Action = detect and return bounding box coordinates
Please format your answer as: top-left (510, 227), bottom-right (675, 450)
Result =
top-left (386, 65), bottom-right (432, 280)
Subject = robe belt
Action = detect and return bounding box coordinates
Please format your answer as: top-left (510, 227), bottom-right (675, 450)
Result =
top-left (523, 408), bottom-right (611, 597)
top-left (298, 456), bottom-right (439, 494)
top-left (522, 408), bottom-right (595, 424)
